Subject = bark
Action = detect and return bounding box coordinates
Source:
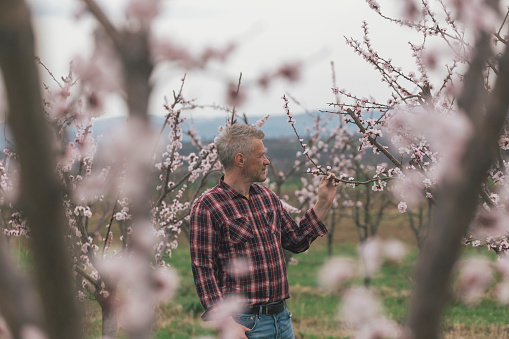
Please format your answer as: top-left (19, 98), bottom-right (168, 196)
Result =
top-left (101, 303), bottom-right (118, 338)
top-left (82, 1), bottom-right (155, 337)
top-left (406, 24), bottom-right (509, 339)
top-left (0, 242), bottom-right (43, 339)
top-left (0, 1), bottom-right (82, 339)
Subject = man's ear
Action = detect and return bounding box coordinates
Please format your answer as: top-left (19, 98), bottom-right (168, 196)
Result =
top-left (234, 153), bottom-right (245, 167)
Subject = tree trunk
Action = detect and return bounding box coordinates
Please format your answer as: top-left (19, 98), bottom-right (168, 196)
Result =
top-left (0, 1), bottom-right (81, 338)
top-left (406, 23), bottom-right (509, 339)
top-left (0, 240), bottom-right (43, 339)
top-left (101, 304), bottom-right (118, 339)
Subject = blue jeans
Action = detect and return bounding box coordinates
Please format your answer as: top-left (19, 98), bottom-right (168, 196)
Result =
top-left (233, 306), bottom-right (295, 339)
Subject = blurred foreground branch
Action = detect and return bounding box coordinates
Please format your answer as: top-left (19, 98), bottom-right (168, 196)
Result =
top-left (407, 18), bottom-right (509, 339)
top-left (0, 0), bottom-right (81, 338)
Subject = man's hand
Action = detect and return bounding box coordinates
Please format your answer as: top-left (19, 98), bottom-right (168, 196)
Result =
top-left (220, 316), bottom-right (251, 339)
top-left (313, 174), bottom-right (338, 221)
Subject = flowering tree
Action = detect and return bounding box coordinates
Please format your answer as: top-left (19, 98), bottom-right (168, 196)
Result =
top-left (0, 0), bottom-right (226, 336)
top-left (0, 0), bottom-right (314, 337)
top-left (283, 95), bottom-right (399, 287)
top-left (299, 0), bottom-right (509, 338)
top-left (4, 0), bottom-right (509, 338)
top-left (0, 0), bottom-right (82, 338)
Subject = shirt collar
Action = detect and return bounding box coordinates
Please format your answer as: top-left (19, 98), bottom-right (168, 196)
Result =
top-left (219, 176), bottom-right (263, 199)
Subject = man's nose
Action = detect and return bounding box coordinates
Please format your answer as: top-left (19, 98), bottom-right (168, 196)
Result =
top-left (263, 156), bottom-right (270, 165)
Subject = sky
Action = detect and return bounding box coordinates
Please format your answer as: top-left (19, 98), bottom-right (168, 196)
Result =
top-left (25, 0), bottom-right (418, 120)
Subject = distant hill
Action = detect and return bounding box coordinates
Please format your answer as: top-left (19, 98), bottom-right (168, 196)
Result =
top-left (0, 112), bottom-right (344, 149)
top-left (0, 112), bottom-right (389, 172)
top-left (155, 112), bottom-right (340, 142)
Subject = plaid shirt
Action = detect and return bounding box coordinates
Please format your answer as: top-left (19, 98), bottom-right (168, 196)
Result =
top-left (190, 177), bottom-right (327, 320)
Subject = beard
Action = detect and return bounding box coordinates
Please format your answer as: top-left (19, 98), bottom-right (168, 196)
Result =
top-left (244, 166), bottom-right (267, 183)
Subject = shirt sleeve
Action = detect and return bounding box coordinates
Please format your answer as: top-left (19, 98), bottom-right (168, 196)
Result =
top-left (279, 199), bottom-right (328, 254)
top-left (189, 200), bottom-right (224, 321)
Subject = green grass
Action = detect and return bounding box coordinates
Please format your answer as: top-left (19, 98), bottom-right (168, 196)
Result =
top-left (82, 238), bottom-right (509, 338)
top-left (143, 240), bottom-right (509, 338)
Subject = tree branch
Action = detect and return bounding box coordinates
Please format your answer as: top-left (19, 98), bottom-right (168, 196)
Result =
top-left (0, 0), bottom-right (81, 338)
top-left (407, 22), bottom-right (509, 339)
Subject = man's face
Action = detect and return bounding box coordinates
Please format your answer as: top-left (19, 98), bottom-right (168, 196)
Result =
top-left (243, 138), bottom-right (270, 183)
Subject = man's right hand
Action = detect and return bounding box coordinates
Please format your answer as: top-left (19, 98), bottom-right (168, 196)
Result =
top-left (220, 316), bottom-right (250, 339)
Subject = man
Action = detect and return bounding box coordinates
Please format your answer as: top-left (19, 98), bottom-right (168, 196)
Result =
top-left (190, 123), bottom-right (337, 338)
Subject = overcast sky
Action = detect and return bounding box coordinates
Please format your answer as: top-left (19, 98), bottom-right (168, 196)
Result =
top-left (26, 0), bottom-right (418, 120)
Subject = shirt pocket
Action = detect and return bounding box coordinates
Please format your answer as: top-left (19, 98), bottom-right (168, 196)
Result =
top-left (226, 216), bottom-right (253, 244)
top-left (264, 211), bottom-right (278, 234)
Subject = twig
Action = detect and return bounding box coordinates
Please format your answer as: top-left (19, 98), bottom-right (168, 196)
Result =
top-left (231, 72), bottom-right (242, 123)
top-left (75, 266), bottom-right (102, 291)
top-left (35, 57), bottom-right (63, 88)
top-left (101, 201), bottom-right (117, 257)
top-left (301, 171), bottom-right (391, 186)
top-left (157, 74), bottom-right (187, 141)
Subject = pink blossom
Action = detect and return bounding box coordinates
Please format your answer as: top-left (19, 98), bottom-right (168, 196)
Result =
top-left (20, 325), bottom-right (48, 339)
top-left (365, 0), bottom-right (381, 13)
top-left (360, 237), bottom-right (383, 277)
top-left (424, 50), bottom-right (438, 70)
top-left (338, 287), bottom-right (382, 328)
top-left (254, 115), bottom-right (270, 127)
top-left (383, 239), bottom-right (409, 263)
top-left (206, 297), bottom-right (246, 323)
top-left (0, 316), bottom-right (11, 338)
top-left (495, 281), bottom-right (509, 305)
top-left (398, 202), bottom-right (408, 213)
top-left (356, 317), bottom-right (401, 339)
top-left (130, 220), bottom-right (157, 252)
top-left (257, 73), bottom-right (271, 89)
top-left (472, 209), bottom-right (509, 238)
top-left (401, 0), bottom-right (420, 21)
top-left (450, 0), bottom-right (499, 33)
top-left (391, 170), bottom-right (424, 209)
top-left (228, 258), bottom-right (252, 278)
top-left (99, 290), bottom-right (110, 299)
top-left (77, 290), bottom-right (85, 302)
top-left (423, 178), bottom-right (432, 188)
top-left (153, 267), bottom-right (179, 302)
top-left (225, 82), bottom-right (246, 107)
top-left (73, 38), bottom-right (122, 98)
top-left (276, 62), bottom-right (301, 82)
top-left (280, 199), bottom-right (301, 214)
top-left (388, 109), bottom-right (472, 184)
top-left (495, 256), bottom-right (509, 278)
top-left (490, 193), bottom-right (500, 205)
top-left (118, 291), bottom-right (153, 332)
top-left (318, 257), bottom-right (358, 290)
top-left (96, 256), bottom-right (135, 285)
top-left (151, 39), bottom-right (195, 68)
top-left (200, 43), bottom-right (236, 64)
top-left (456, 257), bottom-right (493, 305)
top-left (125, 0), bottom-right (161, 27)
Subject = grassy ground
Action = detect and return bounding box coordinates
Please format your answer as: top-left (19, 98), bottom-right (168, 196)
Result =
top-left (83, 231), bottom-right (509, 338)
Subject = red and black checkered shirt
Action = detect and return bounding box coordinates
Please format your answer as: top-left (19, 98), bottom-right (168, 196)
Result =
top-left (190, 177), bottom-right (327, 320)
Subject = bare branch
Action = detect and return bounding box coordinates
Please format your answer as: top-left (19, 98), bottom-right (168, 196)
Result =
top-left (231, 72), bottom-right (243, 123)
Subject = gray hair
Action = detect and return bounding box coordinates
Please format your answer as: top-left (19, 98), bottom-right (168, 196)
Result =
top-left (215, 124), bottom-right (265, 170)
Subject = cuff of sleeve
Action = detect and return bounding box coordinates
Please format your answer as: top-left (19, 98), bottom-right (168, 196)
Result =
top-left (308, 208), bottom-right (328, 236)
top-left (200, 298), bottom-right (225, 321)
